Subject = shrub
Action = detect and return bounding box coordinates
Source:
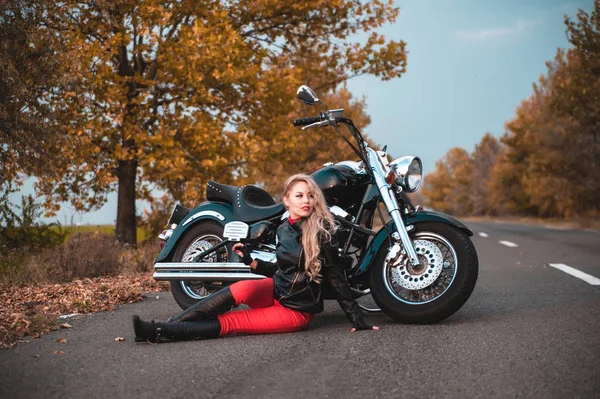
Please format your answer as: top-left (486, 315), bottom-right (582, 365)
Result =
top-left (0, 195), bottom-right (69, 283)
top-left (137, 194), bottom-right (175, 243)
top-left (24, 232), bottom-right (123, 283)
top-left (0, 195), bottom-right (68, 252)
top-left (120, 238), bottom-right (160, 274)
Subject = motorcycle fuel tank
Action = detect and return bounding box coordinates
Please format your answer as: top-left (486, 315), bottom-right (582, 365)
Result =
top-left (311, 164), bottom-right (368, 209)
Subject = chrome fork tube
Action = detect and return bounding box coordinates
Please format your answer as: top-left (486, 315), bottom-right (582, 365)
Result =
top-left (366, 148), bottom-right (420, 266)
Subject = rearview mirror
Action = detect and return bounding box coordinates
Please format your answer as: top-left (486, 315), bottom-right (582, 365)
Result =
top-left (297, 85), bottom-right (320, 106)
top-left (246, 220), bottom-right (276, 243)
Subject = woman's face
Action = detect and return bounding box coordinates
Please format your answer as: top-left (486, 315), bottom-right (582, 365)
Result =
top-left (283, 181), bottom-right (315, 219)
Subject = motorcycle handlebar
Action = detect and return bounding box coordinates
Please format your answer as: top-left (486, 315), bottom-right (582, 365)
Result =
top-left (292, 116), bottom-right (322, 127)
top-left (292, 114), bottom-right (369, 168)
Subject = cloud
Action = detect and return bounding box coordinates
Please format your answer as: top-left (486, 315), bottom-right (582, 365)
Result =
top-left (456, 20), bottom-right (537, 42)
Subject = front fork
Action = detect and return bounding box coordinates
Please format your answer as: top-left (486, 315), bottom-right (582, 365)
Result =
top-left (367, 150), bottom-right (420, 266)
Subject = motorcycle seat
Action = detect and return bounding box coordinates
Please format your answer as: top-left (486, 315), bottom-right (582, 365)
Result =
top-left (206, 180), bottom-right (286, 223)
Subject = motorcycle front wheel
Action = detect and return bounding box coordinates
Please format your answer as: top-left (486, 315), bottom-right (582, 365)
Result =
top-left (170, 221), bottom-right (230, 309)
top-left (370, 222), bottom-right (478, 324)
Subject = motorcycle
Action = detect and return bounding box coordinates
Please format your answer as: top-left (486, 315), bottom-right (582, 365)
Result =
top-left (152, 85), bottom-right (478, 324)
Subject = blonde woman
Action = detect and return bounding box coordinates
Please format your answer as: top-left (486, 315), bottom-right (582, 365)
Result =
top-left (133, 174), bottom-right (378, 342)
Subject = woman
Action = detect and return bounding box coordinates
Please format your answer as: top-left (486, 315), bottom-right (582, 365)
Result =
top-left (133, 174), bottom-right (378, 343)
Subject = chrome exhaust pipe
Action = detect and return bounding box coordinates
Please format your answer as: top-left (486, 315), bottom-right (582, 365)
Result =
top-left (153, 262), bottom-right (266, 282)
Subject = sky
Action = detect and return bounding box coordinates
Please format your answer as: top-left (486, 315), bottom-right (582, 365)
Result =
top-left (10, 0), bottom-right (593, 226)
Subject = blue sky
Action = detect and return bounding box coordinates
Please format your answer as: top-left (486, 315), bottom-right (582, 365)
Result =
top-left (11, 0), bottom-right (592, 225)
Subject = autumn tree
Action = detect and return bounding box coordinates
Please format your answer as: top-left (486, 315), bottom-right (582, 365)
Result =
top-left (471, 133), bottom-right (502, 215)
top-left (486, 87), bottom-right (542, 217)
top-left (20, 0), bottom-right (407, 244)
top-left (489, 0), bottom-right (600, 219)
top-left (548, 1), bottom-right (600, 217)
top-left (0, 0), bottom-right (70, 222)
top-left (422, 147), bottom-right (473, 216)
top-left (488, 66), bottom-right (573, 218)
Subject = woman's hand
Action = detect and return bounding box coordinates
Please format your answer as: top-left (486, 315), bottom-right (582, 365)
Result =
top-left (350, 319), bottom-right (380, 333)
top-left (232, 243), bottom-right (254, 266)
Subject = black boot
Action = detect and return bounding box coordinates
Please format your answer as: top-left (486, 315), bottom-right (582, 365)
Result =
top-left (133, 315), bottom-right (222, 343)
top-left (133, 315), bottom-right (158, 343)
top-left (155, 319), bottom-right (221, 342)
top-left (168, 287), bottom-right (236, 322)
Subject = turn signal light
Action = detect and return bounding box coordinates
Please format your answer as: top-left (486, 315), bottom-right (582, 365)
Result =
top-left (386, 170), bottom-right (396, 185)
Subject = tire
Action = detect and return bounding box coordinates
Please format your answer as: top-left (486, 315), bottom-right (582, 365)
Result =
top-left (169, 221), bottom-right (230, 310)
top-left (370, 222), bottom-right (478, 324)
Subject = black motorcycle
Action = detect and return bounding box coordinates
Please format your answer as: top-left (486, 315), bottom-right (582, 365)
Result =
top-left (153, 85), bottom-right (478, 324)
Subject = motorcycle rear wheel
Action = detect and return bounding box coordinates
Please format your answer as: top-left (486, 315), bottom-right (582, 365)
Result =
top-left (170, 221), bottom-right (230, 310)
top-left (370, 222), bottom-right (478, 324)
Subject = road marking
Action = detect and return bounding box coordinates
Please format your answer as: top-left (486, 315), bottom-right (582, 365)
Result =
top-left (548, 263), bottom-right (600, 286)
top-left (478, 232), bottom-right (489, 237)
top-left (543, 225), bottom-right (571, 230)
top-left (584, 228), bottom-right (599, 233)
top-left (499, 240), bottom-right (518, 247)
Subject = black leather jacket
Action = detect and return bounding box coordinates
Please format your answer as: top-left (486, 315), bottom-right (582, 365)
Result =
top-left (251, 219), bottom-right (365, 326)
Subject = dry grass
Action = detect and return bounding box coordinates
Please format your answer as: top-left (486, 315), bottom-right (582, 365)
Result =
top-left (2, 232), bottom-right (160, 285)
top-left (23, 232), bottom-right (122, 283)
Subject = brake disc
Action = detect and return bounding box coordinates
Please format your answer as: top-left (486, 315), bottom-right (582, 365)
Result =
top-left (391, 239), bottom-right (444, 290)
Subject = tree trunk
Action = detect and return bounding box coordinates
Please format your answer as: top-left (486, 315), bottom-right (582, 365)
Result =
top-left (116, 159), bottom-right (138, 245)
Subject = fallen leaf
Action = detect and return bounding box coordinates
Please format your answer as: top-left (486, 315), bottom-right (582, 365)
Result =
top-left (56, 338), bottom-right (67, 343)
top-left (52, 350), bottom-right (64, 355)
top-left (1, 274), bottom-right (169, 348)
top-left (115, 337), bottom-right (125, 342)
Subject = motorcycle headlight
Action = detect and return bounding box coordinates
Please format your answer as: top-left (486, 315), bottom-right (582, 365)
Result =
top-left (389, 156), bottom-right (423, 193)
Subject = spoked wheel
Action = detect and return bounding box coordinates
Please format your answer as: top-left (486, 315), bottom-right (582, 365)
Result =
top-left (170, 222), bottom-right (230, 309)
top-left (370, 222), bottom-right (478, 324)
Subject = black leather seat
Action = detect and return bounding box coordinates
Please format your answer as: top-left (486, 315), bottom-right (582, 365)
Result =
top-left (206, 180), bottom-right (285, 223)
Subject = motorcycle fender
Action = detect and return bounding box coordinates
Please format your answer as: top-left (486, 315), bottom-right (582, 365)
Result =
top-left (355, 210), bottom-right (473, 275)
top-left (404, 210), bottom-right (473, 236)
top-left (155, 201), bottom-right (233, 262)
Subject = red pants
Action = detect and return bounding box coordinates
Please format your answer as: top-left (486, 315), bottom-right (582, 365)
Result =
top-left (217, 278), bottom-right (313, 336)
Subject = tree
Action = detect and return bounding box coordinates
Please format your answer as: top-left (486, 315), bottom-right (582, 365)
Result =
top-left (22, 0), bottom-right (407, 244)
top-left (422, 147), bottom-right (473, 216)
top-left (492, 43), bottom-right (600, 218)
top-left (0, 0), bottom-right (70, 221)
top-left (470, 133), bottom-right (502, 215)
top-left (488, 75), bottom-right (556, 217)
top-left (547, 1), bottom-right (600, 217)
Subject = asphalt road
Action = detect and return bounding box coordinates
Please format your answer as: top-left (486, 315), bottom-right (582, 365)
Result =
top-left (1, 220), bottom-right (599, 399)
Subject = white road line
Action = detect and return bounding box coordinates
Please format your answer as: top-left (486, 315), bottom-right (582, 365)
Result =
top-left (499, 240), bottom-right (518, 248)
top-left (548, 263), bottom-right (600, 286)
top-left (478, 232), bottom-right (489, 238)
top-left (543, 225), bottom-right (571, 230)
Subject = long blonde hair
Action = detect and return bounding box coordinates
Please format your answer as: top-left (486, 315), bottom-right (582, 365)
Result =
top-left (282, 174), bottom-right (337, 282)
